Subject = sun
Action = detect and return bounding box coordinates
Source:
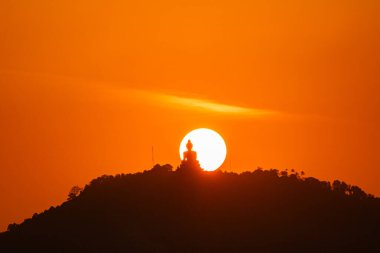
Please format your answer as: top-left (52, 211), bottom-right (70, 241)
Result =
top-left (179, 128), bottom-right (227, 171)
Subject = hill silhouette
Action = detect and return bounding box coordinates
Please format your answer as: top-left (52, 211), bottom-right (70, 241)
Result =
top-left (1, 164), bottom-right (379, 253)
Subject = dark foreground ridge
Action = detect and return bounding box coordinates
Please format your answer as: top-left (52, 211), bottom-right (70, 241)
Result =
top-left (1, 165), bottom-right (380, 253)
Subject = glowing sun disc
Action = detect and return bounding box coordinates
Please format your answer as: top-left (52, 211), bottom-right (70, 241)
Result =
top-left (179, 128), bottom-right (227, 171)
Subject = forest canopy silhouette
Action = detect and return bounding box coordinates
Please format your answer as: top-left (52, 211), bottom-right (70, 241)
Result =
top-left (1, 164), bottom-right (379, 253)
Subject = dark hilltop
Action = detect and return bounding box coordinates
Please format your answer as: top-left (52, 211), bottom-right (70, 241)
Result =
top-left (1, 163), bottom-right (379, 253)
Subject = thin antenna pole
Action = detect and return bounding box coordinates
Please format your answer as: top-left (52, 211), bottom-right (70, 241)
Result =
top-left (229, 138), bottom-right (232, 171)
top-left (152, 146), bottom-right (155, 165)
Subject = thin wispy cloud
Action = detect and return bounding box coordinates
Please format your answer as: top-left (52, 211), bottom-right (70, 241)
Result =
top-left (0, 70), bottom-right (277, 118)
top-left (131, 90), bottom-right (277, 117)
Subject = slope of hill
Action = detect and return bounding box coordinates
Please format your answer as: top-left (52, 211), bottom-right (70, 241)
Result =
top-left (1, 164), bottom-right (379, 253)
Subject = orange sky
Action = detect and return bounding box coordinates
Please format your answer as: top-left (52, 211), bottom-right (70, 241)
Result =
top-left (1, 0), bottom-right (379, 231)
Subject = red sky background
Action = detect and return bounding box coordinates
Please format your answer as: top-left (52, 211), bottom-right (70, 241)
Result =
top-left (1, 0), bottom-right (379, 231)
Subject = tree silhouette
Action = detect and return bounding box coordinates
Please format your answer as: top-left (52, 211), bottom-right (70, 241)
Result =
top-left (67, 185), bottom-right (83, 201)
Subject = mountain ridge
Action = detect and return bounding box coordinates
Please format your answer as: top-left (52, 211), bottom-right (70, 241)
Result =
top-left (1, 164), bottom-right (379, 252)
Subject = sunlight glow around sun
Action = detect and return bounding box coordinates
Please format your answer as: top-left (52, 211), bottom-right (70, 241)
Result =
top-left (179, 128), bottom-right (227, 171)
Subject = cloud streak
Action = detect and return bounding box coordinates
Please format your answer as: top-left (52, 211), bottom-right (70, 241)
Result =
top-left (0, 70), bottom-right (277, 118)
top-left (132, 90), bottom-right (277, 117)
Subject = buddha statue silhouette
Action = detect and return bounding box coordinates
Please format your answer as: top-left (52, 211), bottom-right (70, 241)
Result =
top-left (178, 139), bottom-right (202, 172)
top-left (183, 140), bottom-right (197, 162)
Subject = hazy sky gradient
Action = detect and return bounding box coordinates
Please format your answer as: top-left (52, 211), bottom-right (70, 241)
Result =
top-left (0, 0), bottom-right (379, 231)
